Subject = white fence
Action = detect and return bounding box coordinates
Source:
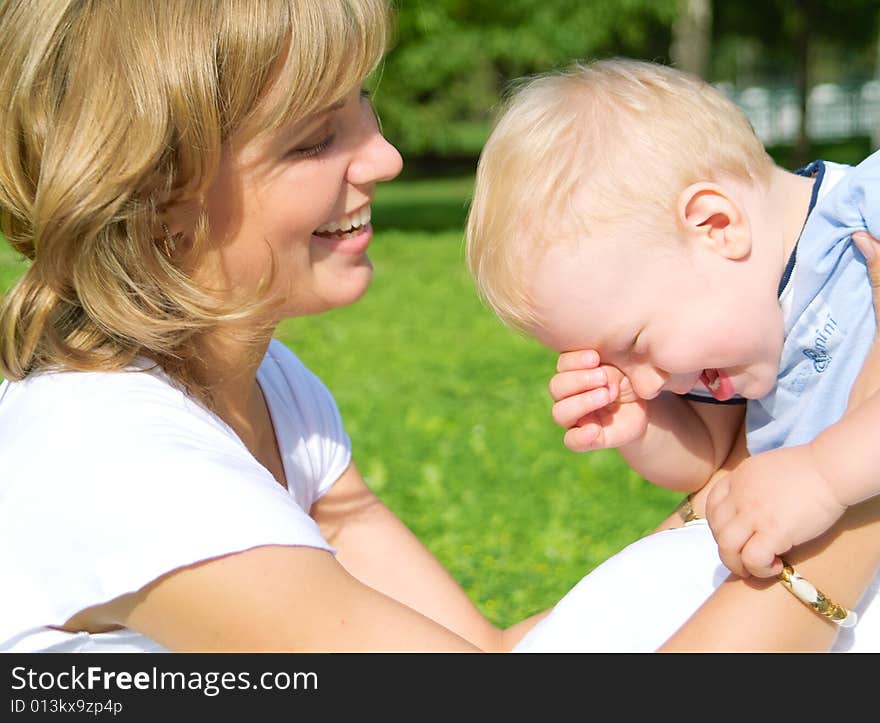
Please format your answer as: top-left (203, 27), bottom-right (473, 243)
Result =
top-left (718, 81), bottom-right (880, 145)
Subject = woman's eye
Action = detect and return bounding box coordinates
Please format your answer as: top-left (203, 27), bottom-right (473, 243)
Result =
top-left (288, 134), bottom-right (334, 159)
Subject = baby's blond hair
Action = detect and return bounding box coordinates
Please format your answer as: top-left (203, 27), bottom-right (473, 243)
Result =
top-left (0, 0), bottom-right (389, 396)
top-left (466, 58), bottom-right (776, 332)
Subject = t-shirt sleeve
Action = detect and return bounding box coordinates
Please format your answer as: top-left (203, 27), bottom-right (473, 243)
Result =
top-left (260, 339), bottom-right (352, 503)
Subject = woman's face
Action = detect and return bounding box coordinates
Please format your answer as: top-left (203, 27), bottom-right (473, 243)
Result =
top-left (198, 85), bottom-right (403, 320)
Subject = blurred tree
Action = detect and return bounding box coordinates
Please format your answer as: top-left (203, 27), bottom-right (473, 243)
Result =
top-left (372, 0), bottom-right (677, 160)
top-left (714, 0), bottom-right (879, 166)
top-left (670, 0), bottom-right (712, 78)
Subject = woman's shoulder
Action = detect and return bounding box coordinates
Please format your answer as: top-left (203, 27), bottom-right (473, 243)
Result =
top-left (3, 363), bottom-right (221, 429)
top-left (261, 338), bottom-right (321, 386)
top-left (0, 364), bottom-right (335, 652)
top-left (0, 362), bottom-right (330, 572)
top-left (258, 339), bottom-right (351, 493)
top-left (259, 337), bottom-right (339, 413)
top-left (0, 365), bottom-right (247, 482)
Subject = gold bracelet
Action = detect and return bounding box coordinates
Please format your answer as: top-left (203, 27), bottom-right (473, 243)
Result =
top-left (778, 561), bottom-right (857, 628)
top-left (675, 493), bottom-right (701, 523)
top-left (675, 495), bottom-right (858, 628)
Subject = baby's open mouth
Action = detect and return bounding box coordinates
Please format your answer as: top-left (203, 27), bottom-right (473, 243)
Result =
top-left (700, 368), bottom-right (735, 401)
top-left (314, 206), bottom-right (371, 239)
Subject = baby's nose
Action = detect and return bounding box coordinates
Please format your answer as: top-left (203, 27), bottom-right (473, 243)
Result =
top-left (629, 365), bottom-right (668, 400)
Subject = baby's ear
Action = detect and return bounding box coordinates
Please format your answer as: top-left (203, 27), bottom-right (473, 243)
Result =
top-left (676, 182), bottom-right (751, 260)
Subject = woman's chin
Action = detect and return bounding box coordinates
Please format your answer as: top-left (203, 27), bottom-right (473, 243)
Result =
top-left (271, 261), bottom-right (375, 319)
top-left (337, 278), bottom-right (373, 308)
top-left (338, 262), bottom-right (374, 303)
top-left (304, 269), bottom-right (375, 316)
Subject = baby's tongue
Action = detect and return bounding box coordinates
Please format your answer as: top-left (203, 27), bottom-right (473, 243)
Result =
top-left (700, 368), bottom-right (735, 401)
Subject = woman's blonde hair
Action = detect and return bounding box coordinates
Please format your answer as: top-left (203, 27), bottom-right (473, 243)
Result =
top-left (0, 0), bottom-right (390, 395)
top-left (466, 57), bottom-right (776, 332)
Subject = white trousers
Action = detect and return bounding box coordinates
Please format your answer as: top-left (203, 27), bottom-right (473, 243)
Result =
top-left (513, 519), bottom-right (880, 652)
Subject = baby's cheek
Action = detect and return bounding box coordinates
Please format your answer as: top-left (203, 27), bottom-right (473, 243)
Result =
top-left (745, 366), bottom-right (777, 399)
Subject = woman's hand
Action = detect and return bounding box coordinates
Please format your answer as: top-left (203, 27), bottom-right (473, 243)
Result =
top-left (848, 230), bottom-right (880, 408)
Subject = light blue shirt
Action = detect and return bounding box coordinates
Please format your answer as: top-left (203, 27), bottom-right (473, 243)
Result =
top-left (683, 153), bottom-right (879, 453)
top-left (746, 154), bottom-right (878, 453)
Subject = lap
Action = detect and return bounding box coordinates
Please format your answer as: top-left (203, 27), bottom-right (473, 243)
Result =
top-left (514, 519), bottom-right (880, 652)
top-left (514, 520), bottom-right (729, 653)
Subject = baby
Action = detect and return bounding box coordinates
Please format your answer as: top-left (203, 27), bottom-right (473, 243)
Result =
top-left (466, 57), bottom-right (880, 581)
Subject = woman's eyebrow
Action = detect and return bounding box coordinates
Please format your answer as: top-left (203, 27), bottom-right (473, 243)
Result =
top-left (290, 97), bottom-right (346, 131)
top-left (315, 97), bottom-right (347, 116)
top-left (278, 98), bottom-right (345, 138)
top-left (268, 95), bottom-right (349, 154)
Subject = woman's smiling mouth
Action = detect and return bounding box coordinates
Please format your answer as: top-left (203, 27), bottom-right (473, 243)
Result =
top-left (314, 205), bottom-right (371, 239)
top-left (313, 205), bottom-right (373, 255)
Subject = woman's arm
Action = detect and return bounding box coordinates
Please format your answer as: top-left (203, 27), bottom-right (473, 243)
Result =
top-left (65, 543), bottom-right (484, 652)
top-left (311, 461), bottom-right (526, 651)
top-left (68, 461), bottom-right (543, 652)
top-left (659, 433), bottom-right (880, 651)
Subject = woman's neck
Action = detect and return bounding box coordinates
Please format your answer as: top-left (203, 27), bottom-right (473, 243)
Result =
top-left (195, 330), bottom-right (274, 428)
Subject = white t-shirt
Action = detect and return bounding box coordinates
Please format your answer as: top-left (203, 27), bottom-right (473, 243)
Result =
top-left (0, 339), bottom-right (351, 652)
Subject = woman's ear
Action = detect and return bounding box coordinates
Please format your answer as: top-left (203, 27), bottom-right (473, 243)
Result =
top-left (676, 182), bottom-right (751, 260)
top-left (155, 199), bottom-right (201, 256)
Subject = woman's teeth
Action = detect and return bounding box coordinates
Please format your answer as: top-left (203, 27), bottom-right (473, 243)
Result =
top-left (315, 206), bottom-right (371, 236)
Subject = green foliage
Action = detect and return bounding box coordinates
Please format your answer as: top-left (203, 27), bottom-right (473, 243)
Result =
top-left (715, 0), bottom-right (879, 48)
top-left (372, 1), bottom-right (880, 159)
top-left (372, 0), bottom-right (678, 156)
top-left (712, 0), bottom-right (880, 86)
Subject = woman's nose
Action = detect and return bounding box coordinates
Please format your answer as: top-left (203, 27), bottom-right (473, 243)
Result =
top-left (348, 129), bottom-right (403, 186)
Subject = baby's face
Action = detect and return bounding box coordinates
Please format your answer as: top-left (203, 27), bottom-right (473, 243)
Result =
top-left (525, 231), bottom-right (785, 402)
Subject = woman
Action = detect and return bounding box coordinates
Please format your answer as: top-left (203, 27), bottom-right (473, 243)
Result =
top-left (0, 0), bottom-right (544, 653)
top-left (0, 0), bottom-right (878, 653)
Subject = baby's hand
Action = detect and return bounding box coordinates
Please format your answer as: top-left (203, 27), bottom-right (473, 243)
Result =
top-left (705, 444), bottom-right (846, 578)
top-left (549, 350), bottom-right (649, 451)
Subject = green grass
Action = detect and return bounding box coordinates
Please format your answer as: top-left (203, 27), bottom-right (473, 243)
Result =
top-left (766, 136), bottom-right (873, 168)
top-left (370, 175), bottom-right (475, 233)
top-left (0, 178), bottom-right (681, 628)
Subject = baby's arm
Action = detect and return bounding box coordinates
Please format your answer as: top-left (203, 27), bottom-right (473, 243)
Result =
top-left (706, 231), bottom-right (880, 578)
top-left (550, 353), bottom-right (743, 492)
top-left (624, 397), bottom-right (742, 492)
